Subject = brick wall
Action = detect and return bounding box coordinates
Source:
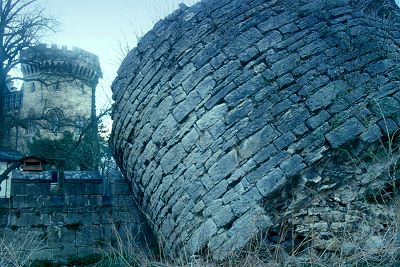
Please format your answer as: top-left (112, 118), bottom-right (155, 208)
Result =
top-left (0, 170), bottom-right (155, 262)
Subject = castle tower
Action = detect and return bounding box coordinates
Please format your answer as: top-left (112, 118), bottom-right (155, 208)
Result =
top-left (4, 44), bottom-right (102, 153)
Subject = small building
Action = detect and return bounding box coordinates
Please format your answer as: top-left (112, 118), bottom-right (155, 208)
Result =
top-left (21, 156), bottom-right (46, 172)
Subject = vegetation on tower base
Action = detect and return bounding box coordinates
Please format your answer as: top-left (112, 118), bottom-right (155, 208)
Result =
top-left (28, 131), bottom-right (100, 171)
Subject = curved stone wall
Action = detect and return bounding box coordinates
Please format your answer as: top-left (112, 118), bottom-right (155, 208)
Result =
top-left (111, 0), bottom-right (400, 259)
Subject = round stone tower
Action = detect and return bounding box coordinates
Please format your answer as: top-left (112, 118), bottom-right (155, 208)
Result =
top-left (110, 0), bottom-right (400, 261)
top-left (11, 44), bottom-right (102, 152)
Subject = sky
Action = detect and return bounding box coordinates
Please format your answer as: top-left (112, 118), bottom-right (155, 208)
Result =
top-left (38, 0), bottom-right (199, 128)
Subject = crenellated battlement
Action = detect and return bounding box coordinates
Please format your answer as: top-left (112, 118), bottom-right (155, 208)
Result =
top-left (21, 44), bottom-right (102, 87)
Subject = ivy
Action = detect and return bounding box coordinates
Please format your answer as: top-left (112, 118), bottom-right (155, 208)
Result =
top-left (28, 131), bottom-right (100, 171)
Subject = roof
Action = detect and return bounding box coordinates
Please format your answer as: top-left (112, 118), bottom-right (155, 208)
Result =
top-left (0, 148), bottom-right (24, 162)
top-left (20, 156), bottom-right (48, 164)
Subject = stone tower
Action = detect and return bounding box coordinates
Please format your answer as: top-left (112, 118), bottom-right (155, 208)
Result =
top-left (3, 44), bottom-right (102, 153)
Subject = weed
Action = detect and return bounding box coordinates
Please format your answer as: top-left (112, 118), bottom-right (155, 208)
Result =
top-left (0, 232), bottom-right (47, 267)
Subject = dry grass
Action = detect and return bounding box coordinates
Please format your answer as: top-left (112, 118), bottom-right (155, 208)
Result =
top-left (0, 232), bottom-right (46, 267)
top-left (1, 120), bottom-right (399, 267)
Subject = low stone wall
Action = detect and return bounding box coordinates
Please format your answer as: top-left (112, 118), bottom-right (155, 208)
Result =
top-left (0, 170), bottom-right (154, 263)
top-left (110, 0), bottom-right (400, 260)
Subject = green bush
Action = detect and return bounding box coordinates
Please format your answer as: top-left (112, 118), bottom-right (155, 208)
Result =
top-left (28, 131), bottom-right (100, 171)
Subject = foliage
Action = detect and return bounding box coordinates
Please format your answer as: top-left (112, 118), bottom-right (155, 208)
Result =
top-left (28, 131), bottom-right (100, 171)
top-left (66, 254), bottom-right (102, 266)
top-left (98, 124), bottom-right (116, 177)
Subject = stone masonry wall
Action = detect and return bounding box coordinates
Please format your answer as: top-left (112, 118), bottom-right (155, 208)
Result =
top-left (110, 0), bottom-right (400, 260)
top-left (0, 170), bottom-right (154, 263)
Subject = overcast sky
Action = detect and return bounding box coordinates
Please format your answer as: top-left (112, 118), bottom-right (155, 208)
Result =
top-left (39, 0), bottom-right (199, 126)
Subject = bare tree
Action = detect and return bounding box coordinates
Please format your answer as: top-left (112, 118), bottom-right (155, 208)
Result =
top-left (0, 0), bottom-right (58, 119)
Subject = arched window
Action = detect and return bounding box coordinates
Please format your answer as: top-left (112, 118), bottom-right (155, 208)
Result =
top-left (26, 119), bottom-right (40, 135)
top-left (76, 116), bottom-right (86, 129)
top-left (81, 83), bottom-right (85, 94)
top-left (46, 108), bottom-right (64, 133)
top-left (53, 83), bottom-right (61, 91)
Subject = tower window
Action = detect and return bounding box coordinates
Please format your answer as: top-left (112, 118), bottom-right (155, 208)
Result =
top-left (31, 83), bottom-right (35, 92)
top-left (76, 116), bottom-right (85, 128)
top-left (46, 108), bottom-right (64, 133)
top-left (54, 83), bottom-right (61, 91)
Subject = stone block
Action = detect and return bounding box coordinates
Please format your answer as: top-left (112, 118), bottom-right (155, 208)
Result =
top-left (258, 11), bottom-right (295, 33)
top-left (76, 225), bottom-right (101, 247)
top-left (85, 183), bottom-right (102, 195)
top-left (47, 226), bottom-right (75, 249)
top-left (212, 205), bottom-right (234, 228)
top-left (360, 124), bottom-right (382, 143)
top-left (202, 180), bottom-right (228, 205)
top-left (276, 105), bottom-right (311, 133)
top-left (377, 118), bottom-right (399, 135)
top-left (11, 184), bottom-right (27, 196)
top-left (160, 143), bottom-right (187, 174)
top-left (197, 103), bottom-right (228, 130)
top-left (65, 195), bottom-right (85, 207)
top-left (170, 63), bottom-right (196, 87)
top-left (280, 155), bottom-right (306, 177)
top-left (187, 218), bottom-right (217, 254)
top-left (192, 39), bottom-right (225, 69)
top-left (117, 195), bottom-right (135, 207)
top-left (306, 110), bottom-right (330, 130)
top-left (256, 168), bottom-right (287, 197)
top-left (325, 117), bottom-right (365, 148)
top-left (223, 26), bottom-right (259, 53)
top-left (207, 150), bottom-right (239, 181)
top-left (64, 183), bottom-right (85, 195)
top-left (204, 82), bottom-right (236, 110)
top-left (214, 206), bottom-right (272, 260)
top-left (76, 246), bottom-right (100, 257)
top-left (231, 187), bottom-right (263, 216)
top-left (273, 132), bottom-right (297, 150)
top-left (13, 212), bottom-right (41, 226)
top-left (213, 60), bottom-right (241, 81)
top-left (182, 64), bottom-right (214, 93)
top-left (111, 182), bottom-right (130, 195)
top-left (257, 30), bottom-right (282, 52)
top-left (225, 100), bottom-right (253, 126)
top-left (173, 91), bottom-right (202, 122)
top-left (305, 80), bottom-right (348, 111)
top-left (86, 195), bottom-right (102, 207)
top-left (271, 54), bottom-right (300, 77)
